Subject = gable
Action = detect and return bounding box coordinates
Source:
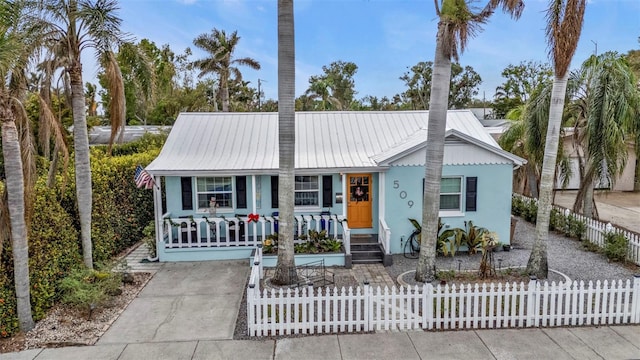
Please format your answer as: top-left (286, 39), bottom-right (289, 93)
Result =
top-left (388, 140), bottom-right (516, 166)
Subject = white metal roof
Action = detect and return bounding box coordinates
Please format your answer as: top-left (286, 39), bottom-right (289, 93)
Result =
top-left (146, 110), bottom-right (523, 175)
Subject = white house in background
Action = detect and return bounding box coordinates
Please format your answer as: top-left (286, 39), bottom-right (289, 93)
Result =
top-left (144, 110), bottom-right (525, 265)
top-left (559, 128), bottom-right (637, 191)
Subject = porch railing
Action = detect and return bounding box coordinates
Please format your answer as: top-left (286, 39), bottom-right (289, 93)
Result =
top-left (378, 218), bottom-right (391, 255)
top-left (161, 213), bottom-right (350, 252)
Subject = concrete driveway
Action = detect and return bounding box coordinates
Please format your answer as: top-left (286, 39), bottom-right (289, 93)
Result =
top-left (554, 190), bottom-right (640, 233)
top-left (98, 261), bottom-right (248, 344)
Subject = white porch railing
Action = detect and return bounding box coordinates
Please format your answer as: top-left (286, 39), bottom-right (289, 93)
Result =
top-left (378, 218), bottom-right (391, 255)
top-left (513, 193), bottom-right (640, 266)
top-left (246, 267), bottom-right (640, 336)
top-left (161, 213), bottom-right (350, 251)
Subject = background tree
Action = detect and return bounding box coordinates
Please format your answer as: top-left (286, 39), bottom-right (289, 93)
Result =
top-left (492, 60), bottom-right (553, 117)
top-left (191, 28), bottom-right (260, 112)
top-left (400, 61), bottom-right (481, 110)
top-left (415, 0), bottom-right (524, 283)
top-left (527, 0), bottom-right (586, 279)
top-left (303, 60), bottom-right (358, 110)
top-left (272, 0), bottom-right (297, 285)
top-left (41, 0), bottom-right (127, 269)
top-left (569, 52), bottom-right (640, 217)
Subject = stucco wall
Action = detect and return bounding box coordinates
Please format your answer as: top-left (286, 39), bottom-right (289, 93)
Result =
top-left (383, 164), bottom-right (514, 255)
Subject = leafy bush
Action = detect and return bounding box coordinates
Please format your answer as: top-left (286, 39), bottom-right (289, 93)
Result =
top-left (603, 232), bottom-right (628, 262)
top-left (263, 230), bottom-right (343, 254)
top-left (142, 220), bottom-right (157, 259)
top-left (0, 184), bottom-right (80, 336)
top-left (59, 264), bottom-right (123, 319)
top-left (564, 215), bottom-right (586, 240)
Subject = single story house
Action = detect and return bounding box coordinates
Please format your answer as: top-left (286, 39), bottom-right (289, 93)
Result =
top-left (145, 110), bottom-right (525, 264)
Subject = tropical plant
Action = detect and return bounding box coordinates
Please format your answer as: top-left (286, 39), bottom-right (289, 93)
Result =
top-left (59, 264), bottom-right (123, 319)
top-left (603, 231), bottom-right (628, 262)
top-left (527, 0), bottom-right (586, 279)
top-left (569, 52), bottom-right (640, 218)
top-left (0, 0), bottom-right (41, 332)
top-left (191, 28), bottom-right (261, 112)
top-left (272, 0), bottom-right (297, 286)
top-left (39, 0), bottom-right (127, 269)
top-left (416, 0), bottom-right (524, 283)
top-left (304, 61), bottom-right (358, 110)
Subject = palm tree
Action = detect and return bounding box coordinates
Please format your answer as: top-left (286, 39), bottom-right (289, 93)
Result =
top-left (527, 0), bottom-right (586, 279)
top-left (40, 0), bottom-right (126, 269)
top-left (570, 52), bottom-right (639, 218)
top-left (0, 0), bottom-right (39, 332)
top-left (415, 0), bottom-right (524, 283)
top-left (191, 29), bottom-right (261, 112)
top-left (271, 0), bottom-right (297, 286)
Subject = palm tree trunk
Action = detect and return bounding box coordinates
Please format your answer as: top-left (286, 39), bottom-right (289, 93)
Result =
top-left (221, 75), bottom-right (230, 112)
top-left (69, 61), bottom-right (93, 269)
top-left (415, 22), bottom-right (451, 283)
top-left (527, 74), bottom-right (569, 279)
top-left (583, 178), bottom-right (594, 218)
top-left (1, 116), bottom-right (35, 332)
top-left (272, 0), bottom-right (297, 286)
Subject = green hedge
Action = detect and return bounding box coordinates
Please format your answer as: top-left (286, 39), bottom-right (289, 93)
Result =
top-left (0, 185), bottom-right (80, 336)
top-left (0, 134), bottom-right (163, 337)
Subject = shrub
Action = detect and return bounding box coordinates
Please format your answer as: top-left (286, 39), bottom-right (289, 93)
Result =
top-left (59, 264), bottom-right (123, 319)
top-left (142, 221), bottom-right (157, 259)
top-left (0, 184), bottom-right (80, 336)
top-left (603, 232), bottom-right (628, 262)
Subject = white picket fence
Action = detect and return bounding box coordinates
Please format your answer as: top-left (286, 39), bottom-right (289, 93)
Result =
top-left (513, 193), bottom-right (640, 265)
top-left (247, 251), bottom-right (640, 336)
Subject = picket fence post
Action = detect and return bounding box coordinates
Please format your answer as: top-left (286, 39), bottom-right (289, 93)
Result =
top-left (632, 275), bottom-right (640, 324)
top-left (247, 282), bottom-right (255, 336)
top-left (363, 281), bottom-right (372, 331)
top-left (526, 276), bottom-right (537, 327)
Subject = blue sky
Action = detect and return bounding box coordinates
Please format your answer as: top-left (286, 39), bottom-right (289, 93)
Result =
top-left (88, 0), bottom-right (640, 103)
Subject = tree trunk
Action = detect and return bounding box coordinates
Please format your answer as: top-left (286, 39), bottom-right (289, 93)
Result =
top-left (272, 0), bottom-right (297, 286)
top-left (69, 61), bottom-right (93, 269)
top-left (526, 164), bottom-right (539, 198)
top-left (221, 73), bottom-right (230, 112)
top-left (583, 177), bottom-right (594, 218)
top-left (1, 116), bottom-right (35, 332)
top-left (527, 74), bottom-right (569, 279)
top-left (415, 21), bottom-right (451, 283)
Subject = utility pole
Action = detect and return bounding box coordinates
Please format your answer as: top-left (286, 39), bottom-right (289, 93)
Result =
top-left (257, 79), bottom-right (265, 111)
top-left (591, 40), bottom-right (598, 56)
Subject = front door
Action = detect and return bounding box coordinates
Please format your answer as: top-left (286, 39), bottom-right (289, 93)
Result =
top-left (347, 174), bottom-right (372, 228)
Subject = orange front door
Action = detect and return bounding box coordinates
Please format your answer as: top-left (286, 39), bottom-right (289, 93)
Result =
top-left (347, 174), bottom-right (372, 228)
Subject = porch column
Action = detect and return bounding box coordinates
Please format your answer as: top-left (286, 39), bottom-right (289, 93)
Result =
top-left (379, 172), bottom-right (386, 220)
top-left (152, 175), bottom-right (162, 262)
top-left (342, 172), bottom-right (347, 218)
top-left (252, 175), bottom-right (257, 245)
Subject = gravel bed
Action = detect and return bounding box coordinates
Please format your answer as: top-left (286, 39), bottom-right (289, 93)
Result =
top-left (387, 216), bottom-right (639, 285)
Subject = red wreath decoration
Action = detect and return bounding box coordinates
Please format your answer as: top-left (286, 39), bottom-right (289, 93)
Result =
top-left (248, 213), bottom-right (260, 223)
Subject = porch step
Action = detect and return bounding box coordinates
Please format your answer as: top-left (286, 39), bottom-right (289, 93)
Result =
top-left (351, 241), bottom-right (384, 264)
top-left (350, 234), bottom-right (378, 244)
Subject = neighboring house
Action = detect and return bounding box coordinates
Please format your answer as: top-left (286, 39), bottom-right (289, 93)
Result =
top-left (559, 128), bottom-right (637, 191)
top-left (145, 110), bottom-right (525, 264)
top-left (87, 125), bottom-right (171, 145)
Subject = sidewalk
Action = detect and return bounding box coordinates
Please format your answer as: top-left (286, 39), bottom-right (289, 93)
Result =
top-left (3, 325), bottom-right (639, 359)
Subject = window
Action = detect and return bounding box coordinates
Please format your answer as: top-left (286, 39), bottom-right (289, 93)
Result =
top-left (295, 176), bottom-right (319, 206)
top-left (196, 177), bottom-right (233, 210)
top-left (440, 177), bottom-right (462, 211)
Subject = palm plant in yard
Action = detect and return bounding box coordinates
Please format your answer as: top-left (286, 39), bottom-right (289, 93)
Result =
top-left (39, 0), bottom-right (127, 269)
top-left (272, 0), bottom-right (298, 286)
top-left (415, 0), bottom-right (524, 283)
top-left (527, 0), bottom-right (586, 279)
top-left (0, 0), bottom-right (40, 332)
top-left (191, 28), bottom-right (261, 112)
top-left (569, 52), bottom-right (640, 218)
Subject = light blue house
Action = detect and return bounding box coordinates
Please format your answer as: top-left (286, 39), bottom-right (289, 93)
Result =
top-left (145, 110), bottom-right (525, 265)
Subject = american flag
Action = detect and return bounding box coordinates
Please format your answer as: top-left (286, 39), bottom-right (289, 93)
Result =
top-left (134, 165), bottom-right (154, 189)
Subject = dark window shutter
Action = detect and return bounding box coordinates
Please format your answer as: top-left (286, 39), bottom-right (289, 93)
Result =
top-left (465, 177), bottom-right (477, 212)
top-left (181, 177), bottom-right (193, 210)
top-left (322, 175), bottom-right (333, 208)
top-left (236, 176), bottom-right (247, 209)
top-left (271, 176), bottom-right (278, 208)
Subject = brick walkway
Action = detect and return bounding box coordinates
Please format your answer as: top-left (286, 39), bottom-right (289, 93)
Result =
top-left (122, 243), bottom-right (163, 273)
top-left (350, 264), bottom-right (396, 289)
